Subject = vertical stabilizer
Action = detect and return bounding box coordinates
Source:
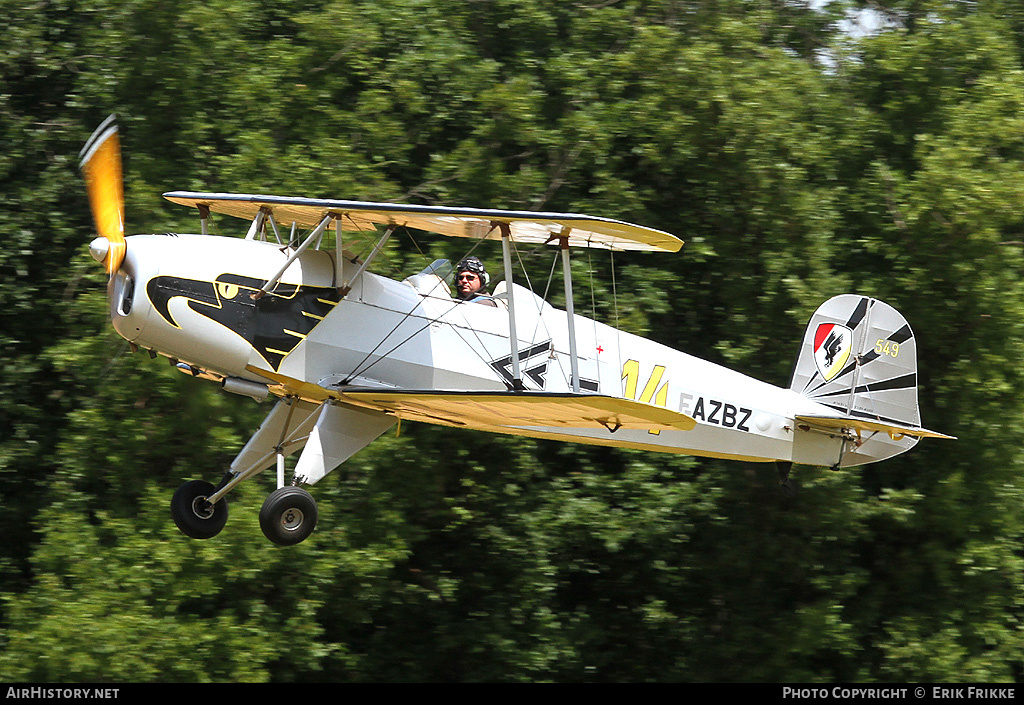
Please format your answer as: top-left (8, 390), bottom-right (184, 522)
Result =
top-left (791, 295), bottom-right (920, 425)
top-left (789, 295), bottom-right (940, 465)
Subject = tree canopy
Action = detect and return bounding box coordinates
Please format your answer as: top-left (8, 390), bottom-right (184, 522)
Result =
top-left (2, 0), bottom-right (1023, 682)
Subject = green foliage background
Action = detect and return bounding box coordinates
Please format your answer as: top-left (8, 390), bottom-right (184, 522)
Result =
top-left (2, 0), bottom-right (1023, 682)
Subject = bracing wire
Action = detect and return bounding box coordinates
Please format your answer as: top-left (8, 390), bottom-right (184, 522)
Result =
top-left (610, 249), bottom-right (624, 378)
top-left (340, 224), bottom-right (599, 388)
top-left (340, 225), bottom-right (499, 383)
top-left (610, 249), bottom-right (619, 331)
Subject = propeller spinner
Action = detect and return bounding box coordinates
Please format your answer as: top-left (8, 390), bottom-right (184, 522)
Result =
top-left (79, 115), bottom-right (125, 275)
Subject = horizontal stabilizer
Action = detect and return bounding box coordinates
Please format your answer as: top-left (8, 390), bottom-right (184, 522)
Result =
top-left (337, 389), bottom-right (697, 434)
top-left (796, 415), bottom-right (956, 441)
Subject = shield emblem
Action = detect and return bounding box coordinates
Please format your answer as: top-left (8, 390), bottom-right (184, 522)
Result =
top-left (813, 323), bottom-right (852, 382)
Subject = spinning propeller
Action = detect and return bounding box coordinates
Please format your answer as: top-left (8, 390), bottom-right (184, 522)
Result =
top-left (79, 115), bottom-right (125, 275)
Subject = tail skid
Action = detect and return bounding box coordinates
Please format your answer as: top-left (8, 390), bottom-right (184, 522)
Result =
top-left (790, 295), bottom-right (954, 466)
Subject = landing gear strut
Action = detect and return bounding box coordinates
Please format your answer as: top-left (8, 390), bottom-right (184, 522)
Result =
top-left (776, 461), bottom-right (798, 498)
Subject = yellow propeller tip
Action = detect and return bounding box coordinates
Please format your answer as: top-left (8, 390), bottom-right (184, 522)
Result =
top-left (81, 115), bottom-right (126, 274)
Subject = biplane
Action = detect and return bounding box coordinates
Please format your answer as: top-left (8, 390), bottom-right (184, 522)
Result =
top-left (80, 116), bottom-right (954, 545)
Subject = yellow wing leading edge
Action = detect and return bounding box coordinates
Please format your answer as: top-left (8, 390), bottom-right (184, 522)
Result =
top-left (163, 191), bottom-right (683, 253)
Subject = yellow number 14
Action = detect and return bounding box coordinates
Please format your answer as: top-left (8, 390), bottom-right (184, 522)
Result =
top-left (622, 359), bottom-right (670, 428)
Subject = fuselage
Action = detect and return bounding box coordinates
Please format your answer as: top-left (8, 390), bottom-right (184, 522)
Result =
top-left (112, 232), bottom-right (852, 467)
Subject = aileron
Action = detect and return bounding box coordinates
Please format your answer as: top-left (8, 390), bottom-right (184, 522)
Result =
top-left (337, 389), bottom-right (698, 434)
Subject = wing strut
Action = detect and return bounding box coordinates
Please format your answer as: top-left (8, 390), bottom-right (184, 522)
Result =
top-left (557, 231), bottom-right (581, 393)
top-left (497, 222), bottom-right (525, 390)
top-left (244, 207), bottom-right (270, 241)
top-left (197, 204), bottom-right (210, 235)
top-left (252, 214), bottom-right (332, 300)
top-left (334, 214), bottom-right (344, 290)
top-left (496, 223), bottom-right (581, 393)
top-left (339, 223), bottom-right (396, 296)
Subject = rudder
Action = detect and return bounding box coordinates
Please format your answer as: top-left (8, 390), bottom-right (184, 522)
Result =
top-left (789, 295), bottom-right (951, 466)
top-left (791, 295), bottom-right (920, 426)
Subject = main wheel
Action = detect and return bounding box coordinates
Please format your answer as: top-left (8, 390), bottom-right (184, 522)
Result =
top-left (171, 480), bottom-right (228, 539)
top-left (259, 487), bottom-right (318, 546)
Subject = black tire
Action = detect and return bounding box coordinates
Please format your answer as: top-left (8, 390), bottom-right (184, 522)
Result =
top-left (171, 480), bottom-right (228, 539)
top-left (259, 487), bottom-right (318, 546)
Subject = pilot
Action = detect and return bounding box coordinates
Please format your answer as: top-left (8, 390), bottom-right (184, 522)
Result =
top-left (454, 256), bottom-right (496, 306)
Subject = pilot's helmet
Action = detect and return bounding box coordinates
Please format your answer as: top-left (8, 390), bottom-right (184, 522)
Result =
top-left (456, 256), bottom-right (489, 288)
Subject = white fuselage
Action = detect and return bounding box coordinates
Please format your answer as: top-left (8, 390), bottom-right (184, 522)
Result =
top-left (112, 233), bottom-right (851, 467)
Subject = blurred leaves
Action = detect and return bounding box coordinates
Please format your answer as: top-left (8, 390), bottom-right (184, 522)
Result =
top-left (1, 0), bottom-right (1024, 683)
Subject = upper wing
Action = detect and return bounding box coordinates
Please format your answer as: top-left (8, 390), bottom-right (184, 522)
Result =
top-left (163, 191), bottom-right (683, 253)
top-left (337, 389), bottom-right (697, 434)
